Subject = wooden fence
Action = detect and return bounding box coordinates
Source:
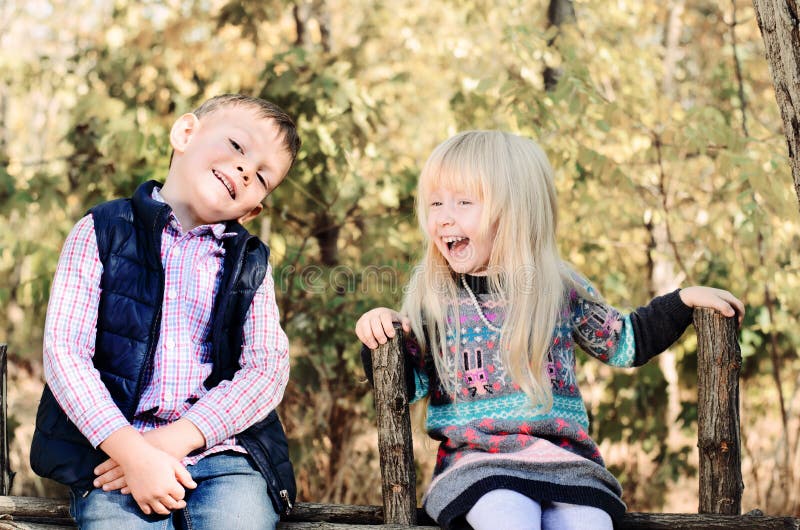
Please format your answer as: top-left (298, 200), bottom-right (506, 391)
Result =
top-left (1, 310), bottom-right (799, 528)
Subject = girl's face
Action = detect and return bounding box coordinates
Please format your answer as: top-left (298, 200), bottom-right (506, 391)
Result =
top-left (426, 187), bottom-right (496, 275)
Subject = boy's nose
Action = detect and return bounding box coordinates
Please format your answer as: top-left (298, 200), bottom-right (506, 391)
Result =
top-left (237, 165), bottom-right (251, 183)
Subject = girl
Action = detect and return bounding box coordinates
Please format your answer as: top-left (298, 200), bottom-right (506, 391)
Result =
top-left (355, 131), bottom-right (744, 530)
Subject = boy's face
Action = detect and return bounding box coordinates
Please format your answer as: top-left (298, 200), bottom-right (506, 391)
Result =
top-left (166, 105), bottom-right (292, 228)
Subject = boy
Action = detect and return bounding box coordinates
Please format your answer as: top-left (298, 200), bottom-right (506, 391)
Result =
top-left (31, 94), bottom-right (300, 530)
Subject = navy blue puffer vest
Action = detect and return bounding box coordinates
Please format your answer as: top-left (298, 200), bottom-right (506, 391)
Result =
top-left (31, 181), bottom-right (296, 514)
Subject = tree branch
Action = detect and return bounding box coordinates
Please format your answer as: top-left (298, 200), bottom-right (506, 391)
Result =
top-left (728, 0), bottom-right (750, 137)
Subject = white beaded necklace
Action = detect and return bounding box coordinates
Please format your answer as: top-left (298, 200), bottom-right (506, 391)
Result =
top-left (460, 274), bottom-right (501, 333)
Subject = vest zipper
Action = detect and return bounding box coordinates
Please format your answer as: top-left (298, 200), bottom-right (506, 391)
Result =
top-left (239, 433), bottom-right (293, 515)
top-left (225, 238), bottom-right (292, 515)
top-left (280, 489), bottom-right (293, 511)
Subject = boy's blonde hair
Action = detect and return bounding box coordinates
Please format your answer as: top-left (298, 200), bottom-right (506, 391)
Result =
top-left (402, 130), bottom-right (582, 411)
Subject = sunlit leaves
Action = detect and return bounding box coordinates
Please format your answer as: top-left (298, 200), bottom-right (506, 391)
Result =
top-left (3, 0), bottom-right (799, 510)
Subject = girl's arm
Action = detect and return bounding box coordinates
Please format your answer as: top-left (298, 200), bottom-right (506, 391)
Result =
top-left (572, 284), bottom-right (743, 368)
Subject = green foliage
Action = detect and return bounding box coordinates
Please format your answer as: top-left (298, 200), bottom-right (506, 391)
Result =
top-left (2, 0), bottom-right (799, 512)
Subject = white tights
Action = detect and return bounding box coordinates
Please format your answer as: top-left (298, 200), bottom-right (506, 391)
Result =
top-left (465, 489), bottom-right (613, 530)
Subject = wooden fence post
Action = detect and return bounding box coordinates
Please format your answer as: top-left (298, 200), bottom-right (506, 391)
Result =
top-left (0, 344), bottom-right (10, 496)
top-left (694, 308), bottom-right (743, 515)
top-left (371, 333), bottom-right (417, 525)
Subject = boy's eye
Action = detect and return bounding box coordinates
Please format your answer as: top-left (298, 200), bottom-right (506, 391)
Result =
top-left (229, 139), bottom-right (244, 153)
top-left (256, 172), bottom-right (267, 187)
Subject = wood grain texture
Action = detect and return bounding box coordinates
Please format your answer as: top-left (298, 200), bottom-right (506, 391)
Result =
top-left (694, 308), bottom-right (743, 515)
top-left (370, 332), bottom-right (417, 525)
top-left (0, 497), bottom-right (798, 529)
top-left (752, 0), bottom-right (800, 208)
top-left (0, 345), bottom-right (9, 496)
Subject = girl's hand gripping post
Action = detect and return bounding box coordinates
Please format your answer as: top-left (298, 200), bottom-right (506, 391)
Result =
top-left (679, 286), bottom-right (745, 326)
top-left (355, 307), bottom-right (411, 349)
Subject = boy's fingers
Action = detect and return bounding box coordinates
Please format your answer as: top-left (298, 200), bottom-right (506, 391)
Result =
top-left (159, 493), bottom-right (184, 511)
top-left (100, 476), bottom-right (127, 491)
top-left (94, 465), bottom-right (124, 487)
top-left (94, 459), bottom-right (117, 476)
top-left (174, 464), bottom-right (197, 490)
top-left (149, 500), bottom-right (171, 515)
top-left (401, 317), bottom-right (411, 332)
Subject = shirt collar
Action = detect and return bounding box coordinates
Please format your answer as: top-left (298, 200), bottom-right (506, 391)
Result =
top-left (151, 186), bottom-right (236, 240)
top-left (462, 273), bottom-right (489, 295)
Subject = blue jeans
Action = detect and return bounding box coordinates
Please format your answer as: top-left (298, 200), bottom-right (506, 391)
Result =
top-left (70, 453), bottom-right (281, 530)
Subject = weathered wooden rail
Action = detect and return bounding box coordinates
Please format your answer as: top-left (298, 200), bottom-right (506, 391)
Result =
top-left (0, 310), bottom-right (799, 528)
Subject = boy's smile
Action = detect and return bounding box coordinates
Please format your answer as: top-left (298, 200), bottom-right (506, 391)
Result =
top-left (426, 188), bottom-right (496, 275)
top-left (212, 168), bottom-right (237, 199)
top-left (162, 105), bottom-right (293, 231)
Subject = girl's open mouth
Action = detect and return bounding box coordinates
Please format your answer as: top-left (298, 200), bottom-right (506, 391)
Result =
top-left (443, 236), bottom-right (470, 255)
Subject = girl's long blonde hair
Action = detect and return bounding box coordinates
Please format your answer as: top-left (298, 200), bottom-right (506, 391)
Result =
top-left (402, 131), bottom-right (580, 412)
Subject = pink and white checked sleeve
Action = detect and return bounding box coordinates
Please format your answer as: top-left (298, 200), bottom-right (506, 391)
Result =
top-left (42, 215), bottom-right (130, 448)
top-left (183, 264), bottom-right (290, 448)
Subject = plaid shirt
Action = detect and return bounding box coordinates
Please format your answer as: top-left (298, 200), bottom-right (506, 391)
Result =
top-left (43, 191), bottom-right (289, 466)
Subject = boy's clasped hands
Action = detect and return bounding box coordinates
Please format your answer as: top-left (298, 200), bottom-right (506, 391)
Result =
top-left (93, 419), bottom-right (205, 515)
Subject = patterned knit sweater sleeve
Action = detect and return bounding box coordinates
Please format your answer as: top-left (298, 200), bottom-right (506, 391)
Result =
top-left (569, 276), bottom-right (694, 367)
top-left (359, 330), bottom-right (431, 403)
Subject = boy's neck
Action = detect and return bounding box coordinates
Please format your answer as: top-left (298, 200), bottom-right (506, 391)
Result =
top-left (158, 180), bottom-right (204, 232)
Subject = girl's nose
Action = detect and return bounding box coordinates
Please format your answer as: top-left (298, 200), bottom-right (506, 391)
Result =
top-left (438, 212), bottom-right (454, 225)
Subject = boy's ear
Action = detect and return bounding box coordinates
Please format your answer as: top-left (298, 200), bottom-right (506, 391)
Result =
top-left (170, 113), bottom-right (200, 153)
top-left (239, 203), bottom-right (264, 225)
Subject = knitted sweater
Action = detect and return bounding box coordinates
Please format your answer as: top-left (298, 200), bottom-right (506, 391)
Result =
top-left (362, 273), bottom-right (693, 529)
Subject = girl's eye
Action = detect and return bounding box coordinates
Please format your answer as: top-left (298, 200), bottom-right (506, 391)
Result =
top-left (229, 139), bottom-right (244, 153)
top-left (459, 200), bottom-right (472, 206)
top-left (430, 201), bottom-right (442, 207)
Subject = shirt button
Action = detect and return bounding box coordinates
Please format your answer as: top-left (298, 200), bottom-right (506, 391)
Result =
top-left (166, 339), bottom-right (176, 350)
top-left (173, 247), bottom-right (181, 257)
top-left (167, 288), bottom-right (178, 300)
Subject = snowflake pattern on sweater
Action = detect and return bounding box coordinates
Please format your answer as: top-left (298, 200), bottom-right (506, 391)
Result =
top-left (405, 274), bottom-right (647, 527)
top-left (356, 271), bottom-right (694, 528)
top-left (409, 275), bottom-right (636, 475)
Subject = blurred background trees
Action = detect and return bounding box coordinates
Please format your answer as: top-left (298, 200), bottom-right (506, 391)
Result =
top-left (1, 0), bottom-right (798, 515)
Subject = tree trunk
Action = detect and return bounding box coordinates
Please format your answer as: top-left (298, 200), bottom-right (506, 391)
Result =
top-left (370, 333), bottom-right (416, 525)
top-left (752, 0), bottom-right (800, 209)
top-left (694, 309), bottom-right (743, 515)
top-left (0, 344), bottom-right (10, 495)
top-left (543, 0), bottom-right (576, 90)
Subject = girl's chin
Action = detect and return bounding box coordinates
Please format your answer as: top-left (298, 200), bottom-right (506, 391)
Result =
top-left (445, 261), bottom-right (489, 276)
